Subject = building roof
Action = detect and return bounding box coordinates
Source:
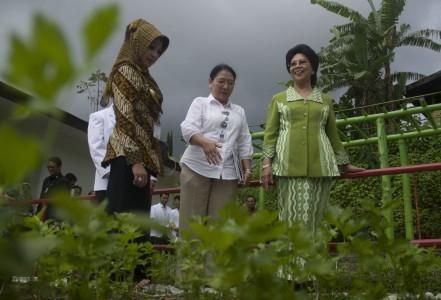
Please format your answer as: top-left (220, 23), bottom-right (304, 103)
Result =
top-left (406, 70), bottom-right (441, 104)
top-left (0, 80), bottom-right (88, 132)
top-left (0, 80), bottom-right (180, 171)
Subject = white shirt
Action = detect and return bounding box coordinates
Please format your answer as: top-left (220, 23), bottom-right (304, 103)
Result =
top-left (170, 208), bottom-right (179, 237)
top-left (170, 208), bottom-right (179, 228)
top-left (87, 105), bottom-right (115, 191)
top-left (180, 94), bottom-right (253, 180)
top-left (150, 203), bottom-right (173, 237)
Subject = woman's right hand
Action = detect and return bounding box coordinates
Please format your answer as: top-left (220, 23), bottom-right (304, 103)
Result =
top-left (132, 163), bottom-right (149, 188)
top-left (200, 138), bottom-right (222, 165)
top-left (261, 165), bottom-right (273, 191)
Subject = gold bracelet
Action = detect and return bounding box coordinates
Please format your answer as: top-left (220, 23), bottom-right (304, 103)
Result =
top-left (261, 164), bottom-right (271, 169)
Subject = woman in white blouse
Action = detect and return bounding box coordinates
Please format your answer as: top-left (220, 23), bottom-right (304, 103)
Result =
top-left (179, 64), bottom-right (253, 231)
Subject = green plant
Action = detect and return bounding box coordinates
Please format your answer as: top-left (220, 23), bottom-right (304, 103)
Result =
top-left (32, 199), bottom-right (156, 299)
top-left (330, 136), bottom-right (441, 239)
top-left (76, 69), bottom-right (108, 112)
top-left (0, 4), bottom-right (120, 299)
top-left (1, 2), bottom-right (441, 299)
top-left (174, 200), bottom-right (441, 299)
top-left (312, 0), bottom-right (441, 109)
top-left (177, 205), bottom-right (298, 300)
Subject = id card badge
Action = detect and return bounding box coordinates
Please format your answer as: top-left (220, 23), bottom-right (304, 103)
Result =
top-left (153, 122), bottom-right (161, 140)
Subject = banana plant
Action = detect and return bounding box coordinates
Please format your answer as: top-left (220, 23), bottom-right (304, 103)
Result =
top-left (312, 0), bottom-right (441, 109)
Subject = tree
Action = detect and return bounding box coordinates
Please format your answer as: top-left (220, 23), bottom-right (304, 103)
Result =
top-left (166, 130), bottom-right (174, 157)
top-left (312, 0), bottom-right (441, 112)
top-left (76, 69), bottom-right (108, 112)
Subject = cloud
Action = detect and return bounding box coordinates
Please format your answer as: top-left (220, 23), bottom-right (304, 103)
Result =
top-left (1, 0), bottom-right (440, 156)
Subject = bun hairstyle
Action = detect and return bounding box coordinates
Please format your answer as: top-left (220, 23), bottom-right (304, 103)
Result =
top-left (209, 64), bottom-right (237, 80)
top-left (285, 44), bottom-right (319, 86)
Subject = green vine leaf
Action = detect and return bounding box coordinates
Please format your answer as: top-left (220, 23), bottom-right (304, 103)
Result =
top-left (0, 126), bottom-right (41, 186)
top-left (5, 14), bottom-right (75, 102)
top-left (82, 4), bottom-right (119, 61)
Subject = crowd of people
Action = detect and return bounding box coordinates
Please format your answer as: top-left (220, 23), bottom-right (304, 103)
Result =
top-left (9, 17), bottom-right (366, 286)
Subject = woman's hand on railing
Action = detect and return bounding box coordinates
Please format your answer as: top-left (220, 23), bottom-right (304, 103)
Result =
top-left (342, 164), bottom-right (366, 173)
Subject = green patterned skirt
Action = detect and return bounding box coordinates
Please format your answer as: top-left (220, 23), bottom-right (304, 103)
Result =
top-left (277, 177), bottom-right (334, 234)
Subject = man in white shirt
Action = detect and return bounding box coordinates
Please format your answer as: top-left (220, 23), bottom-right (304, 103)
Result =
top-left (87, 104), bottom-right (115, 203)
top-left (150, 193), bottom-right (173, 243)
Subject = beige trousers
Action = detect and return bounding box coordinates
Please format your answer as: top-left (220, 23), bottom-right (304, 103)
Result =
top-left (179, 165), bottom-right (238, 231)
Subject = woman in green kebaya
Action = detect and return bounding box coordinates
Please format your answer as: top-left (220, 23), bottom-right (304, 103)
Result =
top-left (261, 44), bottom-right (364, 234)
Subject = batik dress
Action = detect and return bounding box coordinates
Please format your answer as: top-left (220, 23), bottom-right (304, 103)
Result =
top-left (263, 86), bottom-right (349, 234)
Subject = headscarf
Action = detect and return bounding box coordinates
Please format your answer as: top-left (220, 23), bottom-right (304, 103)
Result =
top-left (285, 44), bottom-right (319, 86)
top-left (101, 19), bottom-right (169, 106)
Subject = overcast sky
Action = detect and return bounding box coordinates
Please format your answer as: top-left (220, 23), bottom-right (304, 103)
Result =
top-left (1, 0), bottom-right (440, 156)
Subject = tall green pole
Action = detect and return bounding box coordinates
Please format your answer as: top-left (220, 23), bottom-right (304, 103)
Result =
top-left (399, 138), bottom-right (414, 240)
top-left (376, 117), bottom-right (394, 239)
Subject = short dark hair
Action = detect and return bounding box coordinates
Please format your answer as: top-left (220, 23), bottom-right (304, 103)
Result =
top-left (65, 173), bottom-right (77, 183)
top-left (209, 64), bottom-right (236, 80)
top-left (174, 195), bottom-right (180, 200)
top-left (285, 44), bottom-right (319, 86)
top-left (48, 156), bottom-right (62, 167)
top-left (159, 193), bottom-right (169, 198)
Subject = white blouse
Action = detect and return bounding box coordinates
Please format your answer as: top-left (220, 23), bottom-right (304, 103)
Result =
top-left (180, 94), bottom-right (253, 180)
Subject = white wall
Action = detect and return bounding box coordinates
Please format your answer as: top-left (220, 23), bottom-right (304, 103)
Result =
top-left (0, 97), bottom-right (95, 199)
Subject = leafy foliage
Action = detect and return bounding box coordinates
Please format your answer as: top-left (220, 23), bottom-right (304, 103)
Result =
top-left (312, 0), bottom-right (441, 110)
top-left (0, 126), bottom-right (41, 187)
top-left (0, 4), bottom-right (121, 298)
top-left (76, 69), bottom-right (108, 112)
top-left (82, 4), bottom-right (119, 61)
top-left (1, 4), bottom-right (118, 186)
top-left (4, 14), bottom-right (75, 102)
top-left (176, 202), bottom-right (441, 299)
top-left (330, 136), bottom-right (441, 239)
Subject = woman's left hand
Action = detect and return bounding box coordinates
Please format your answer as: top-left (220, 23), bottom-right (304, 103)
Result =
top-left (343, 164), bottom-right (366, 173)
top-left (132, 163), bottom-right (149, 188)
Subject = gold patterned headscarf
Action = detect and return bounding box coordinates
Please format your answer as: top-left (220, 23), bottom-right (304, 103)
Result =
top-left (102, 19), bottom-right (169, 105)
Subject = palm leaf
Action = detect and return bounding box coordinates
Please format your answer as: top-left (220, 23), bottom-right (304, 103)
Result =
top-left (398, 36), bottom-right (441, 51)
top-left (367, 0), bottom-right (381, 31)
top-left (397, 23), bottom-right (411, 36)
top-left (380, 0), bottom-right (406, 29)
top-left (405, 29), bottom-right (441, 39)
top-left (318, 78), bottom-right (350, 92)
top-left (311, 0), bottom-right (365, 22)
top-left (315, 0), bottom-right (440, 105)
top-left (334, 22), bottom-right (355, 35)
